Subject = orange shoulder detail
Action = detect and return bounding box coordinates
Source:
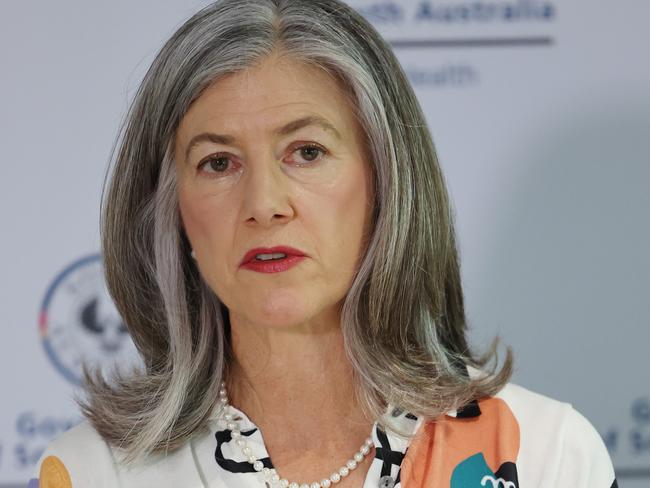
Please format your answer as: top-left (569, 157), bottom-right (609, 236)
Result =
top-left (401, 397), bottom-right (520, 487)
top-left (39, 455), bottom-right (73, 488)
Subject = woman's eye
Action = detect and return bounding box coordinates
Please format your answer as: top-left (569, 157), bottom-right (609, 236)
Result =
top-left (291, 145), bottom-right (326, 165)
top-left (198, 155), bottom-right (232, 174)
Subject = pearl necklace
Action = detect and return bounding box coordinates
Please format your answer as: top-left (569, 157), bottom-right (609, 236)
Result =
top-left (217, 381), bottom-right (374, 488)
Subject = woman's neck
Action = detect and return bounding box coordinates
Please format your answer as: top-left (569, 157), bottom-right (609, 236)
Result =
top-left (224, 311), bottom-right (374, 444)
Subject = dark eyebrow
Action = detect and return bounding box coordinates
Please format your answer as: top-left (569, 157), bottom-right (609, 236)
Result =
top-left (183, 115), bottom-right (342, 163)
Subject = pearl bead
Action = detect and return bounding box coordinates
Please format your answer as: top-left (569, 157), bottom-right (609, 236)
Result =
top-left (338, 467), bottom-right (349, 477)
top-left (247, 455), bottom-right (256, 463)
top-left (354, 452), bottom-right (364, 462)
top-left (280, 479), bottom-right (289, 488)
top-left (346, 459), bottom-right (357, 469)
top-left (226, 421), bottom-right (236, 430)
top-left (360, 445), bottom-right (370, 455)
top-left (299, 484), bottom-right (309, 488)
top-left (365, 437), bottom-right (373, 447)
top-left (242, 446), bottom-right (252, 456)
top-left (236, 439), bottom-right (246, 447)
top-left (231, 431), bottom-right (241, 439)
top-left (271, 473), bottom-right (280, 482)
top-left (321, 479), bottom-right (331, 488)
top-left (310, 483), bottom-right (320, 488)
top-left (289, 483), bottom-right (299, 488)
top-left (330, 472), bottom-right (341, 483)
top-left (253, 460), bottom-right (263, 471)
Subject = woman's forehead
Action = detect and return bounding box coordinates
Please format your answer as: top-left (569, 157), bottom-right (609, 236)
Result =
top-left (191, 57), bottom-right (346, 116)
top-left (175, 56), bottom-right (359, 145)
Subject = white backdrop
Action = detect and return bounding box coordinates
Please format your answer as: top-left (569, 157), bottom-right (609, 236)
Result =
top-left (1, 1), bottom-right (648, 486)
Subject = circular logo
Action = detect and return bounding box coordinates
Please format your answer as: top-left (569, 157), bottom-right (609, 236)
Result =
top-left (39, 254), bottom-right (142, 385)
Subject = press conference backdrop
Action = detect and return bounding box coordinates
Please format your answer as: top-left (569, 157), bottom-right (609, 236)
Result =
top-left (1, 1), bottom-right (648, 486)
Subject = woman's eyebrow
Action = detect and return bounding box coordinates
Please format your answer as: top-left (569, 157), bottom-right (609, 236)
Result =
top-left (183, 115), bottom-right (342, 162)
top-left (276, 115), bottom-right (341, 140)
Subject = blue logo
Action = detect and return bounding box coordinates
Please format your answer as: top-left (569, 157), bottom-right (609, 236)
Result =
top-left (38, 254), bottom-right (141, 384)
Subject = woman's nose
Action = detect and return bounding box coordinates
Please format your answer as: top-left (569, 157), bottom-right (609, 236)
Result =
top-left (241, 158), bottom-right (295, 228)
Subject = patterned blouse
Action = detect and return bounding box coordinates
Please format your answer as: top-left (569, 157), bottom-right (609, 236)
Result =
top-left (31, 366), bottom-right (618, 487)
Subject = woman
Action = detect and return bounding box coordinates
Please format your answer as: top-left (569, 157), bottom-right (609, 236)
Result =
top-left (32, 0), bottom-right (617, 487)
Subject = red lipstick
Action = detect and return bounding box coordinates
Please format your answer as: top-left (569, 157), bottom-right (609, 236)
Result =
top-left (239, 246), bottom-right (307, 273)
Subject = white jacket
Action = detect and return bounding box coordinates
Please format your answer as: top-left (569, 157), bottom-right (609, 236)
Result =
top-left (31, 371), bottom-right (617, 487)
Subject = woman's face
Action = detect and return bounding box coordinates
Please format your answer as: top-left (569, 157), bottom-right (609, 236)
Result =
top-left (174, 54), bottom-right (374, 330)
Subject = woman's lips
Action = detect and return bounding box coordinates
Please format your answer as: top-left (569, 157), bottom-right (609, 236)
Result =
top-left (239, 246), bottom-right (307, 266)
top-left (240, 255), bottom-right (306, 273)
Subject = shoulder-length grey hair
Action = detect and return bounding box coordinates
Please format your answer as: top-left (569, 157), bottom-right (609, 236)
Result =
top-left (82, 0), bottom-right (513, 464)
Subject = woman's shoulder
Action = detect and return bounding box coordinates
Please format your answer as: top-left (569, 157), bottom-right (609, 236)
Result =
top-left (30, 421), bottom-right (120, 488)
top-left (493, 380), bottom-right (617, 485)
top-left (401, 370), bottom-right (618, 487)
top-left (30, 420), bottom-right (212, 488)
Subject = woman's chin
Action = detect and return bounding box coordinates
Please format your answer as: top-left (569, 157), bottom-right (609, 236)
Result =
top-left (233, 299), bottom-right (330, 331)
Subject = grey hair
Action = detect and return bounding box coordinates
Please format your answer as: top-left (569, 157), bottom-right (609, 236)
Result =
top-left (82, 0), bottom-right (513, 464)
